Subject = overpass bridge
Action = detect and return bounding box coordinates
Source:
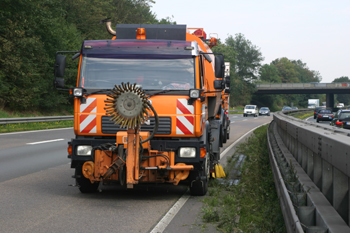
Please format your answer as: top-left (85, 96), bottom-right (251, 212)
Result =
top-left (255, 83), bottom-right (350, 109)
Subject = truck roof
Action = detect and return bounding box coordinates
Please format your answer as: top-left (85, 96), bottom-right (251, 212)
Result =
top-left (81, 40), bottom-right (199, 58)
top-left (115, 24), bottom-right (187, 40)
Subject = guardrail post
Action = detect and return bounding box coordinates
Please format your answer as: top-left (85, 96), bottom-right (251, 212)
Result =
top-left (297, 141), bottom-right (302, 165)
top-left (333, 168), bottom-right (349, 224)
top-left (322, 160), bottom-right (333, 204)
top-left (301, 144), bottom-right (307, 172)
top-left (307, 148), bottom-right (314, 180)
top-left (313, 152), bottom-right (322, 190)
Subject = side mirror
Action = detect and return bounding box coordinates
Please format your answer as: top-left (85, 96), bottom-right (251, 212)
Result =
top-left (54, 78), bottom-right (65, 88)
top-left (215, 55), bottom-right (225, 78)
top-left (214, 80), bottom-right (223, 90)
top-left (55, 54), bottom-right (66, 77)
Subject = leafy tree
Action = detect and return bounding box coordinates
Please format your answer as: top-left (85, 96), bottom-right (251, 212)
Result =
top-left (0, 0), bottom-right (161, 111)
top-left (292, 59), bottom-right (321, 83)
top-left (212, 34), bottom-right (263, 106)
top-left (225, 33), bottom-right (264, 83)
top-left (259, 64), bottom-right (281, 83)
top-left (332, 76), bottom-right (350, 105)
top-left (271, 58), bottom-right (299, 83)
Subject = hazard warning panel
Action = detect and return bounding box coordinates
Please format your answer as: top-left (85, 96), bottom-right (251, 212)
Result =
top-left (176, 99), bottom-right (194, 135)
top-left (80, 98), bottom-right (97, 133)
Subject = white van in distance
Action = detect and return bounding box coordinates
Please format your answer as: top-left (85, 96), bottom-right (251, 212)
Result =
top-left (243, 105), bottom-right (258, 117)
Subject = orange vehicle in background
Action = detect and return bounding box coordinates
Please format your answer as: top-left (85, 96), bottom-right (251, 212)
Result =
top-left (54, 20), bottom-right (227, 196)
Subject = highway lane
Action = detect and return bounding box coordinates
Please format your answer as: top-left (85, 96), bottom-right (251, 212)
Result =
top-left (0, 115), bottom-right (272, 233)
top-left (0, 128), bottom-right (73, 182)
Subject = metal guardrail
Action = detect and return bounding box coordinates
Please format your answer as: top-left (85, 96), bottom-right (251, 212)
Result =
top-left (0, 116), bottom-right (73, 125)
top-left (268, 110), bottom-right (350, 232)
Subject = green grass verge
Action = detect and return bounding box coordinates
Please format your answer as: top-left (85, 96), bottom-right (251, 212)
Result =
top-left (290, 111), bottom-right (313, 119)
top-left (0, 108), bottom-right (74, 133)
top-left (202, 125), bottom-right (286, 232)
top-left (0, 121), bottom-right (73, 133)
top-left (231, 111), bottom-right (243, 114)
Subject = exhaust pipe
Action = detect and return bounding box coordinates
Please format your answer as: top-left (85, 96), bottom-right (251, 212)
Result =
top-left (100, 18), bottom-right (116, 36)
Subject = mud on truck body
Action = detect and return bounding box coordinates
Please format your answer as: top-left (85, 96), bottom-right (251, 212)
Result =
top-left (54, 22), bottom-right (227, 196)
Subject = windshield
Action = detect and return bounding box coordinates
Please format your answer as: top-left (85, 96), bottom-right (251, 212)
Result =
top-left (245, 105), bottom-right (255, 109)
top-left (339, 112), bottom-right (350, 120)
top-left (261, 107), bottom-right (269, 110)
top-left (79, 56), bottom-right (195, 90)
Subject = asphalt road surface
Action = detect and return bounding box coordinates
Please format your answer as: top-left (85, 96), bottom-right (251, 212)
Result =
top-left (0, 114), bottom-right (272, 233)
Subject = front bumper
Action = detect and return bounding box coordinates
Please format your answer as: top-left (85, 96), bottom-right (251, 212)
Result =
top-left (68, 136), bottom-right (206, 169)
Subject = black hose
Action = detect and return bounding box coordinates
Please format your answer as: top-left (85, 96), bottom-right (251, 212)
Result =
top-left (141, 102), bottom-right (159, 143)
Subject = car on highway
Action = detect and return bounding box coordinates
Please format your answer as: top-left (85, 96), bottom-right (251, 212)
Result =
top-left (330, 109), bottom-right (350, 129)
top-left (259, 107), bottom-right (270, 116)
top-left (243, 105), bottom-right (258, 117)
top-left (291, 107), bottom-right (298, 110)
top-left (316, 109), bottom-right (333, 123)
top-left (282, 106), bottom-right (292, 111)
top-left (313, 106), bottom-right (326, 119)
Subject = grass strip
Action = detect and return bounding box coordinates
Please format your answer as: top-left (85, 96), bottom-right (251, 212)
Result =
top-left (0, 121), bottom-right (73, 133)
top-left (290, 111), bottom-right (313, 119)
top-left (202, 125), bottom-right (286, 232)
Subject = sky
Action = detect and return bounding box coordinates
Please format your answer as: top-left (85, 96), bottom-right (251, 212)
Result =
top-left (151, 0), bottom-right (350, 83)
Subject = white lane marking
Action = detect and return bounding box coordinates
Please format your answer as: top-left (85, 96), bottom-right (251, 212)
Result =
top-left (306, 116), bottom-right (313, 121)
top-left (150, 193), bottom-right (190, 233)
top-left (150, 120), bottom-right (271, 233)
top-left (27, 139), bottom-right (65, 145)
top-left (243, 119), bottom-right (247, 121)
top-left (220, 121), bottom-right (271, 159)
top-left (230, 121), bottom-right (235, 124)
top-left (0, 127), bottom-right (72, 136)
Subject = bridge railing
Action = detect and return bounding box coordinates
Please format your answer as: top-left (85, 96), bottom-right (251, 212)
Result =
top-left (268, 110), bottom-right (350, 232)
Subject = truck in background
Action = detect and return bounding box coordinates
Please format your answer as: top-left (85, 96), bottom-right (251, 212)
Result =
top-left (54, 21), bottom-right (228, 196)
top-left (337, 103), bottom-right (344, 108)
top-left (221, 62), bottom-right (230, 143)
top-left (308, 99), bottom-right (319, 109)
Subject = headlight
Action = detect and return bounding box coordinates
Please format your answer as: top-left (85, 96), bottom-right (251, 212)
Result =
top-left (73, 87), bottom-right (83, 97)
top-left (179, 147), bottom-right (196, 158)
top-left (189, 89), bottom-right (200, 98)
top-left (77, 145), bottom-right (92, 156)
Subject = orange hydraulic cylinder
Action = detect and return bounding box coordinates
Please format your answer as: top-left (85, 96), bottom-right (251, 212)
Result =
top-left (126, 128), bottom-right (140, 188)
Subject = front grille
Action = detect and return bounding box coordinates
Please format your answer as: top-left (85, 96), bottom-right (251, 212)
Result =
top-left (101, 116), bottom-right (171, 135)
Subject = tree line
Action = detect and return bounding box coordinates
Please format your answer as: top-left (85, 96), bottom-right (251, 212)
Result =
top-left (0, 0), bottom-right (169, 111)
top-left (0, 0), bottom-right (348, 112)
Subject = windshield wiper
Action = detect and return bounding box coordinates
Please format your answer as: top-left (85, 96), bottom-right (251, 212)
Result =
top-left (85, 89), bottom-right (112, 97)
top-left (145, 89), bottom-right (177, 98)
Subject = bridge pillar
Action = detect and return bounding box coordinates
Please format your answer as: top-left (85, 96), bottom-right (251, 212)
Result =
top-left (326, 93), bottom-right (334, 109)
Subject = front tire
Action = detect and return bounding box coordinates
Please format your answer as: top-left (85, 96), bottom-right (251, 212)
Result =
top-left (75, 164), bottom-right (99, 193)
top-left (190, 156), bottom-right (209, 196)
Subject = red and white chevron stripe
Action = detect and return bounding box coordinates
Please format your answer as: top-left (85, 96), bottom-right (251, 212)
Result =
top-left (176, 99), bottom-right (194, 135)
top-left (80, 98), bottom-right (97, 133)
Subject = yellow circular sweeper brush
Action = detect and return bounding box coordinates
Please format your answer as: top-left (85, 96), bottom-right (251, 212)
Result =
top-left (104, 82), bottom-right (150, 129)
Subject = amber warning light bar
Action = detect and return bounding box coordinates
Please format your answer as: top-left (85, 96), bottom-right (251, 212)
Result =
top-left (137, 28), bottom-right (146, 40)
